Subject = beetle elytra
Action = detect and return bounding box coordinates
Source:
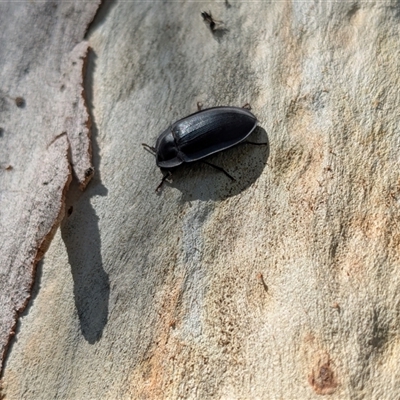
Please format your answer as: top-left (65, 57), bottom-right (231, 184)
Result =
top-left (142, 106), bottom-right (266, 192)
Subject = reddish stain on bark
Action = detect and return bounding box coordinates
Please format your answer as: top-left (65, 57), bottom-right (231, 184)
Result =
top-left (308, 357), bottom-right (337, 395)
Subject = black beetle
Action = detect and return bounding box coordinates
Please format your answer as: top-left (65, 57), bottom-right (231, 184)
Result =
top-left (143, 106), bottom-right (265, 191)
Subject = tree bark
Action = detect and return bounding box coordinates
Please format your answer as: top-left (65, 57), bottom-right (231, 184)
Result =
top-left (1, 1), bottom-right (400, 399)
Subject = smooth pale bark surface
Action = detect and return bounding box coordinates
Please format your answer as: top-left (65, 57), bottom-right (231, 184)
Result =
top-left (2, 1), bottom-right (400, 399)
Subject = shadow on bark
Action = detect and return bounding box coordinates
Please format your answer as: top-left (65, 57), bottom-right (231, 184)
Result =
top-left (61, 47), bottom-right (109, 344)
top-left (164, 126), bottom-right (270, 201)
top-left (61, 183), bottom-right (108, 343)
top-left (84, 0), bottom-right (118, 39)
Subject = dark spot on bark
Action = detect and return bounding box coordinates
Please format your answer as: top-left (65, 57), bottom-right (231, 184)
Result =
top-left (15, 97), bottom-right (25, 108)
top-left (85, 167), bottom-right (94, 178)
top-left (347, 3), bottom-right (360, 19)
top-left (256, 272), bottom-right (268, 292)
top-left (309, 358), bottom-right (337, 395)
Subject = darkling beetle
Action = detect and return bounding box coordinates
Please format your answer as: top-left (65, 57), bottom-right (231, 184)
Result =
top-left (142, 105), bottom-right (267, 192)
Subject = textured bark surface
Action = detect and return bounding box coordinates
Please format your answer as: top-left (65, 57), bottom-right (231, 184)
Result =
top-left (0, 0), bottom-right (99, 381)
top-left (2, 0), bottom-right (400, 399)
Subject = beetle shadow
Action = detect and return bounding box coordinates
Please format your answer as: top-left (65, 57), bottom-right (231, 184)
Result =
top-left (167, 126), bottom-right (269, 201)
top-left (210, 27), bottom-right (229, 41)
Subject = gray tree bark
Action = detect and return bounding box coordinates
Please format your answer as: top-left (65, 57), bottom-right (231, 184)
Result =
top-left (1, 1), bottom-right (400, 399)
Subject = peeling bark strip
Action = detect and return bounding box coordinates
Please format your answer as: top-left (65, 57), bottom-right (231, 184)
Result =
top-left (0, 0), bottom-right (101, 376)
top-left (62, 41), bottom-right (94, 190)
top-left (0, 134), bottom-right (71, 372)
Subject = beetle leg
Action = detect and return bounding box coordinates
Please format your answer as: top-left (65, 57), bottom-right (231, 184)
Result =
top-left (202, 160), bottom-right (235, 181)
top-left (242, 103), bottom-right (252, 110)
top-left (142, 143), bottom-right (156, 155)
top-left (156, 171), bottom-right (172, 192)
top-left (197, 102), bottom-right (203, 111)
top-left (243, 141), bottom-right (268, 146)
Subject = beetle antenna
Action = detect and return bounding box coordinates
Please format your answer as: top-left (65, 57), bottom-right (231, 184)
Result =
top-left (202, 160), bottom-right (235, 181)
top-left (142, 143), bottom-right (156, 156)
top-left (156, 171), bottom-right (172, 192)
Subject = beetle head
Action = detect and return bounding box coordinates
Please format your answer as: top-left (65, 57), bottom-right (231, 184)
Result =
top-left (155, 129), bottom-right (183, 168)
